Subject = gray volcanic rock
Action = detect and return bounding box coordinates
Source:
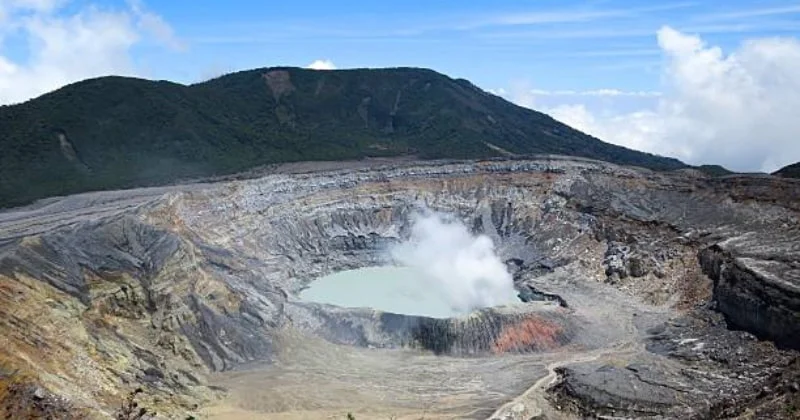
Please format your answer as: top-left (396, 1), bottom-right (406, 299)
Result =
top-left (281, 301), bottom-right (577, 356)
top-left (552, 309), bottom-right (798, 419)
top-left (552, 358), bottom-right (706, 418)
top-left (0, 156), bottom-right (798, 418)
top-left (700, 241), bottom-right (800, 350)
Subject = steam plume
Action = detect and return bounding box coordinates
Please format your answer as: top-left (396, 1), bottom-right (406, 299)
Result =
top-left (391, 211), bottom-right (516, 314)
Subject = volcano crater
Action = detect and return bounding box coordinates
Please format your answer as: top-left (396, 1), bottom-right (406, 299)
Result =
top-left (1, 157), bottom-right (799, 419)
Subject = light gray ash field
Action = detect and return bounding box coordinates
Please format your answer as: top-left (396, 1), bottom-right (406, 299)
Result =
top-left (1, 156), bottom-right (799, 419)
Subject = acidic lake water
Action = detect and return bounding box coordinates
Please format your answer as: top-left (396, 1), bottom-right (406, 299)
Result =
top-left (300, 266), bottom-right (518, 318)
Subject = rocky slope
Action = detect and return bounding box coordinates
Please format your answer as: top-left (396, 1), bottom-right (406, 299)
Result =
top-left (0, 156), bottom-right (798, 418)
top-left (0, 67), bottom-right (687, 208)
top-left (775, 162), bottom-right (800, 179)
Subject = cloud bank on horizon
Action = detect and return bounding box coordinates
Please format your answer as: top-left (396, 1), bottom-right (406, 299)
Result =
top-left (495, 26), bottom-right (800, 173)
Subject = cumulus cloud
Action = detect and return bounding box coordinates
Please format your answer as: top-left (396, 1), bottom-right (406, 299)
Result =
top-left (391, 211), bottom-right (517, 314)
top-left (502, 26), bottom-right (800, 173)
top-left (306, 59), bottom-right (336, 70)
top-left (0, 0), bottom-right (180, 105)
top-left (128, 0), bottom-right (185, 51)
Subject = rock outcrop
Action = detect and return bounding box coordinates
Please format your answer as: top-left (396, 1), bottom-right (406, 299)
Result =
top-left (700, 243), bottom-right (800, 350)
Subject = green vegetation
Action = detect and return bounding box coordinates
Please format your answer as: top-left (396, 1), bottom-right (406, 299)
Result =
top-left (0, 67), bottom-right (687, 207)
top-left (696, 164), bottom-right (734, 177)
top-left (774, 162), bottom-right (800, 179)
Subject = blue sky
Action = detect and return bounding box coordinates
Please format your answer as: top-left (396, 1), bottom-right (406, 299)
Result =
top-left (125, 0), bottom-right (799, 89)
top-left (1, 0), bottom-right (800, 171)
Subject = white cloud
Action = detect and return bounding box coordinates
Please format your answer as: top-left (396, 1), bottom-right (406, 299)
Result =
top-left (697, 5), bottom-right (800, 21)
top-left (528, 88), bottom-right (661, 97)
top-left (1, 0), bottom-right (64, 14)
top-left (480, 21), bottom-right (800, 41)
top-left (500, 26), bottom-right (800, 173)
top-left (483, 9), bottom-right (629, 26)
top-left (0, 0), bottom-right (180, 105)
top-left (128, 0), bottom-right (184, 51)
top-left (491, 81), bottom-right (538, 108)
top-left (306, 59), bottom-right (336, 70)
top-left (464, 2), bottom-right (696, 29)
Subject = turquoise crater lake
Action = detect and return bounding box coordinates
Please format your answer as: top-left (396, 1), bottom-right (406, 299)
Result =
top-left (299, 266), bottom-right (519, 318)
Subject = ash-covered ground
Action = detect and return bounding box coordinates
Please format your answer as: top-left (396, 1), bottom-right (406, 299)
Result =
top-left (0, 156), bottom-right (798, 419)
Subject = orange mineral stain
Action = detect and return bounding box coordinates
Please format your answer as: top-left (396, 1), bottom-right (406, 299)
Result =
top-left (492, 317), bottom-right (562, 354)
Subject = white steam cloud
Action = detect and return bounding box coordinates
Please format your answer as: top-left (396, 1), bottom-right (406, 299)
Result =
top-left (391, 211), bottom-right (516, 314)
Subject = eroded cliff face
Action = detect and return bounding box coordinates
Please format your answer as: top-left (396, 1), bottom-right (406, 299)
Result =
top-left (700, 244), bottom-right (800, 350)
top-left (0, 157), bottom-right (798, 418)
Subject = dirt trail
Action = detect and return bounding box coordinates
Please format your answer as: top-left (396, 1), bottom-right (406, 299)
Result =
top-left (487, 339), bottom-right (642, 420)
top-left (487, 282), bottom-right (648, 420)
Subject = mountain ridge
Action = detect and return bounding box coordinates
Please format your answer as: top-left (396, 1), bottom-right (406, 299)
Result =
top-left (0, 66), bottom-right (687, 207)
top-left (774, 162), bottom-right (800, 179)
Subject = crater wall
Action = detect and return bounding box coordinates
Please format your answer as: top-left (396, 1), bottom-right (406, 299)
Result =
top-left (0, 157), bottom-right (798, 417)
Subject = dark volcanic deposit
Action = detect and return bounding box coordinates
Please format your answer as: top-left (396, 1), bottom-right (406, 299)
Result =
top-left (1, 157), bottom-right (799, 419)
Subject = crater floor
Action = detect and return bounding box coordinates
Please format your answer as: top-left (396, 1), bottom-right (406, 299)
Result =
top-left (204, 332), bottom-right (551, 419)
top-left (0, 157), bottom-right (798, 419)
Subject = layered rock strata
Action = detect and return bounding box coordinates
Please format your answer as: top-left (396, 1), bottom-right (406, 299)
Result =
top-left (0, 157), bottom-right (797, 418)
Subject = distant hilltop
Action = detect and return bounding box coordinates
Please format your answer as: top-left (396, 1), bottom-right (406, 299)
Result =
top-left (774, 162), bottom-right (800, 179)
top-left (0, 66), bottom-right (691, 207)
